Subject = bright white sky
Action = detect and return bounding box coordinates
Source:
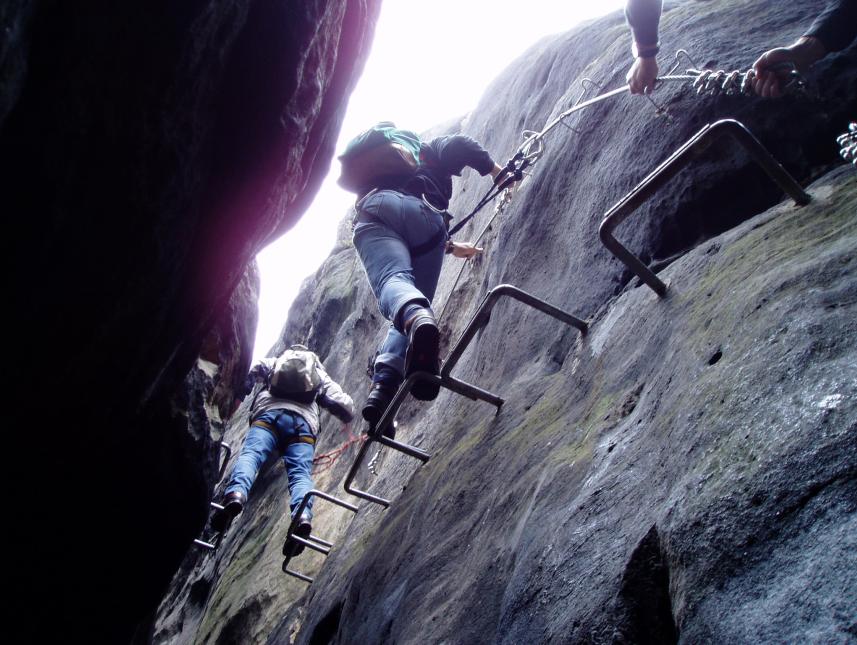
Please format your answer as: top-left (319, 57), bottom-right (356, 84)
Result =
top-left (254, 0), bottom-right (624, 359)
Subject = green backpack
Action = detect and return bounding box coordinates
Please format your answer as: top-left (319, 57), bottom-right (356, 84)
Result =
top-left (337, 122), bottom-right (422, 193)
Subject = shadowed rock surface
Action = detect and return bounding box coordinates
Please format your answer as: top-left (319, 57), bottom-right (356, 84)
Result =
top-left (1, 1), bottom-right (379, 642)
top-left (158, 1), bottom-right (856, 643)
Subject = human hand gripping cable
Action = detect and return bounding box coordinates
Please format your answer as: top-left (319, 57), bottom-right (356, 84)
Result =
top-left (751, 36), bottom-right (825, 98)
top-left (445, 240), bottom-right (483, 258)
top-left (627, 52), bottom-right (659, 94)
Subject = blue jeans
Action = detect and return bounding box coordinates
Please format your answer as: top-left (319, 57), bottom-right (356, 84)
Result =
top-left (353, 190), bottom-right (447, 385)
top-left (224, 410), bottom-right (316, 519)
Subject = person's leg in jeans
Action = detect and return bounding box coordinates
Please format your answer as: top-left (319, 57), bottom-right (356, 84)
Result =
top-left (279, 413), bottom-right (316, 558)
top-left (354, 190), bottom-right (447, 386)
top-left (212, 415), bottom-right (279, 531)
top-left (224, 423), bottom-right (279, 499)
top-left (278, 413), bottom-right (316, 520)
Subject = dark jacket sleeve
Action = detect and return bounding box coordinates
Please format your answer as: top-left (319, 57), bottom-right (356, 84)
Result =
top-left (429, 135), bottom-right (495, 177)
top-left (624, 0), bottom-right (663, 46)
top-left (804, 0), bottom-right (857, 52)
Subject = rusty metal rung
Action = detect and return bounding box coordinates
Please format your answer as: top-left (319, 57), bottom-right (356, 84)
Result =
top-left (599, 119), bottom-right (811, 297)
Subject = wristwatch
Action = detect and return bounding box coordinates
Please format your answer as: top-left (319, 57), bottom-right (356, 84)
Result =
top-left (632, 42), bottom-right (660, 59)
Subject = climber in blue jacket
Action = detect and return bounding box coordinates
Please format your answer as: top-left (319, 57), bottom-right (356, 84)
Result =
top-left (352, 133), bottom-right (505, 426)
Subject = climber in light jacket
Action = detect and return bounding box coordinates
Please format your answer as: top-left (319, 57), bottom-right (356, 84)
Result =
top-left (211, 345), bottom-right (354, 556)
top-left (352, 132), bottom-right (506, 427)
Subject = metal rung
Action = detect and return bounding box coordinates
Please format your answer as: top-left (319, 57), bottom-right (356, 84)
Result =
top-left (307, 535), bottom-right (334, 548)
top-left (442, 284), bottom-right (587, 380)
top-left (289, 534), bottom-right (330, 555)
top-left (599, 118), bottom-right (811, 297)
top-left (217, 442), bottom-right (232, 481)
top-left (193, 502), bottom-right (227, 551)
top-left (344, 283), bottom-right (587, 507)
top-left (282, 567), bottom-right (314, 583)
top-left (343, 374), bottom-right (465, 507)
top-left (281, 489), bottom-right (358, 584)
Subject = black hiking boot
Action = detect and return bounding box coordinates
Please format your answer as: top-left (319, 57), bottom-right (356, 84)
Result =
top-left (362, 383), bottom-right (398, 432)
top-left (210, 490), bottom-right (246, 533)
top-left (283, 513), bottom-right (312, 558)
top-left (403, 307), bottom-right (440, 401)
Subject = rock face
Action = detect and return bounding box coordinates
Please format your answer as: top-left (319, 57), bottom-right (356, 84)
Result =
top-left (1, 1), bottom-right (379, 642)
top-left (165, 1), bottom-right (856, 643)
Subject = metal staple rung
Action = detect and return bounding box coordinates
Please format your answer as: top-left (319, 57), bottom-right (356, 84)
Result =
top-left (599, 119), bottom-right (810, 297)
top-left (288, 535), bottom-right (330, 555)
top-left (280, 489), bottom-right (358, 584)
top-left (307, 535), bottom-right (334, 548)
top-left (193, 539), bottom-right (216, 550)
top-left (282, 566), bottom-right (313, 583)
top-left (344, 283), bottom-right (587, 508)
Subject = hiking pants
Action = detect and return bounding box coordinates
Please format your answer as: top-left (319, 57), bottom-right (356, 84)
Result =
top-left (353, 189), bottom-right (447, 384)
top-left (224, 409), bottom-right (316, 519)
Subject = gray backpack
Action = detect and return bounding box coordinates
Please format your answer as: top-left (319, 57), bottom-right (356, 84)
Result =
top-left (269, 346), bottom-right (322, 402)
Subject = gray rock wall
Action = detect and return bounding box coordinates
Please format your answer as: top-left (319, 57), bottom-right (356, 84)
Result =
top-left (1, 1), bottom-right (379, 642)
top-left (157, 1), bottom-right (856, 643)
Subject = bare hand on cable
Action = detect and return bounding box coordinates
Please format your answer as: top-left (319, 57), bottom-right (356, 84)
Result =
top-left (489, 162), bottom-right (519, 190)
top-left (627, 56), bottom-right (658, 95)
top-left (446, 241), bottom-right (483, 259)
top-left (751, 37), bottom-right (825, 98)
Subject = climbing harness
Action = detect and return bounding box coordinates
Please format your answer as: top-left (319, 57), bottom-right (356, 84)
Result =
top-left (838, 122), bottom-right (857, 165)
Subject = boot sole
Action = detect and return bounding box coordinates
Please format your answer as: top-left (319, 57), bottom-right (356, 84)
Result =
top-left (210, 499), bottom-right (244, 533)
top-left (283, 521), bottom-right (312, 557)
top-left (362, 387), bottom-right (396, 424)
top-left (362, 404), bottom-right (381, 424)
top-left (405, 319), bottom-right (440, 401)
